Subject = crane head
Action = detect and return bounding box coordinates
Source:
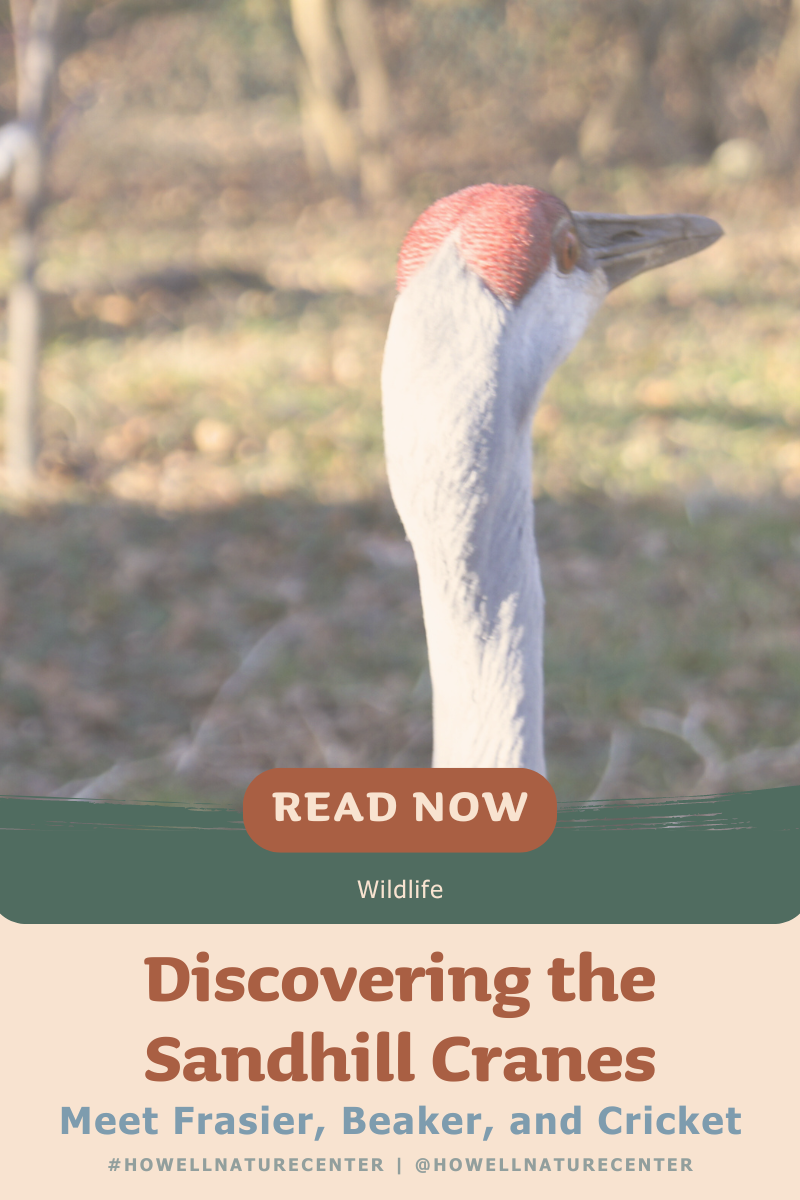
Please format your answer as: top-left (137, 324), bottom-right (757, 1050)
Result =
top-left (382, 184), bottom-right (722, 563)
top-left (387, 184), bottom-right (722, 442)
top-left (397, 182), bottom-right (722, 305)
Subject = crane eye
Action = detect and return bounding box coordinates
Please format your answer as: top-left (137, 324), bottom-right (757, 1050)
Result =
top-left (555, 226), bottom-right (580, 274)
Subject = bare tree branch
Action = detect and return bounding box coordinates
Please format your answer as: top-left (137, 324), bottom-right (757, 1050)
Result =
top-left (640, 703), bottom-right (800, 793)
top-left (586, 724), bottom-right (633, 803)
top-left (0, 122), bottom-right (35, 181)
top-left (5, 0), bottom-right (62, 496)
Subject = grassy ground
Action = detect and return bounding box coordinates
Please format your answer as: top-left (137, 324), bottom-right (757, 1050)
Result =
top-left (1, 19), bottom-right (800, 805)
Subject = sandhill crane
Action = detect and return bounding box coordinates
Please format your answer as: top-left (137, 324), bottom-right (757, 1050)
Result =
top-left (381, 184), bottom-right (721, 773)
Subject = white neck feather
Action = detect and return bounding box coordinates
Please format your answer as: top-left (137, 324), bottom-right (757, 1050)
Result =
top-left (382, 241), bottom-right (605, 771)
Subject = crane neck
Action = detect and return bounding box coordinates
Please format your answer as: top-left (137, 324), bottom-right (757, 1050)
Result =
top-left (419, 439), bottom-right (545, 771)
top-left (382, 249), bottom-right (548, 771)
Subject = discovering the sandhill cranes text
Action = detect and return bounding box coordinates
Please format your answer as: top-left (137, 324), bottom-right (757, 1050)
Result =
top-left (382, 184), bottom-right (722, 774)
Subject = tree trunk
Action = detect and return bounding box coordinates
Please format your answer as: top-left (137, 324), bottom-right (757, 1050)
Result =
top-left (290, 0), bottom-right (394, 201)
top-left (578, 0), bottom-right (677, 166)
top-left (291, 0), bottom-right (360, 197)
top-left (6, 0), bottom-right (60, 496)
top-left (337, 0), bottom-right (394, 199)
top-left (763, 0), bottom-right (800, 170)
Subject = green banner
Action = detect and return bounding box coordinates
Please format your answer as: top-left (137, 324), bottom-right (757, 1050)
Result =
top-left (1, 788), bottom-right (797, 924)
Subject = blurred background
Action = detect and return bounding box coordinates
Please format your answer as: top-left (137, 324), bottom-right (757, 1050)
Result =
top-left (0, 0), bottom-right (798, 805)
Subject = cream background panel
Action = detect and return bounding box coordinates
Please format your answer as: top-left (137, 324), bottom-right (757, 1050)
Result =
top-left (1, 918), bottom-right (795, 1196)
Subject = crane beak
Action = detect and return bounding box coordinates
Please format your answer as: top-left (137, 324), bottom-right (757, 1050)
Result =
top-left (572, 211), bottom-right (723, 290)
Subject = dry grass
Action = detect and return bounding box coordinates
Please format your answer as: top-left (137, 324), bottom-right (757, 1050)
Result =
top-left (1, 8), bottom-right (799, 805)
